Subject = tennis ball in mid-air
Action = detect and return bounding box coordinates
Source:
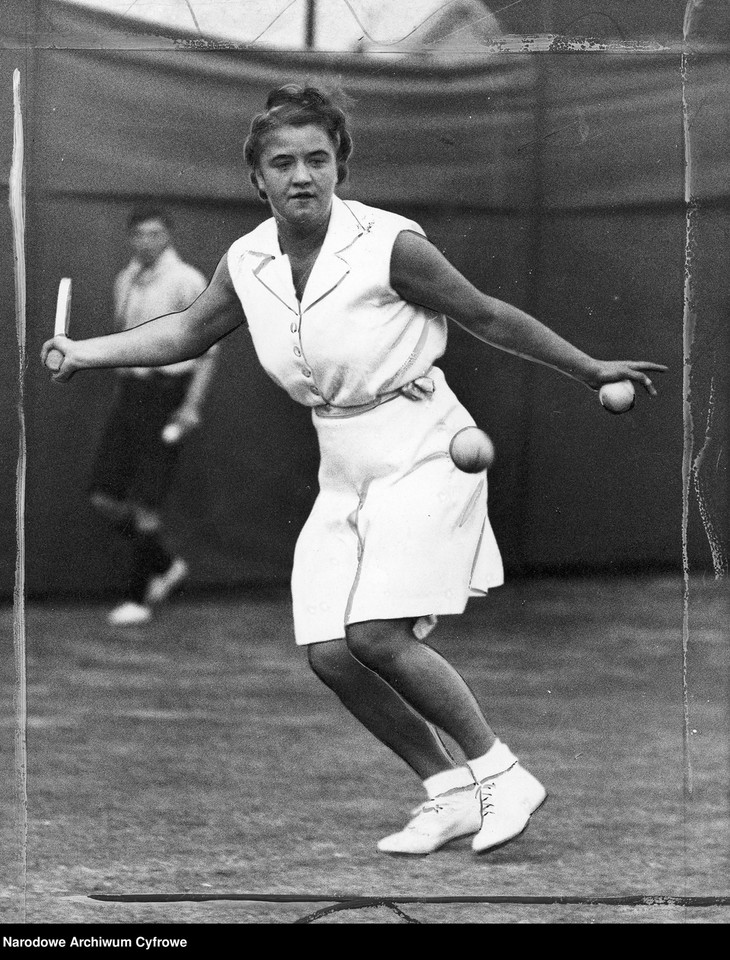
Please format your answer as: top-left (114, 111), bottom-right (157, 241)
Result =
top-left (599, 380), bottom-right (635, 414)
top-left (449, 426), bottom-right (495, 473)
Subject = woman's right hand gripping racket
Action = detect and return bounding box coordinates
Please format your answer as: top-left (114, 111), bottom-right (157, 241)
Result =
top-left (44, 278), bottom-right (72, 376)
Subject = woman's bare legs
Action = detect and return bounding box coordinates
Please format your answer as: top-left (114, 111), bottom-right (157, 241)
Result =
top-left (345, 617), bottom-right (497, 759)
top-left (335, 617), bottom-right (545, 854)
top-left (307, 638), bottom-right (457, 779)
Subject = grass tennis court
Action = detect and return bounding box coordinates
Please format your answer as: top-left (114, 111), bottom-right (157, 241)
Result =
top-left (2, 574), bottom-right (728, 924)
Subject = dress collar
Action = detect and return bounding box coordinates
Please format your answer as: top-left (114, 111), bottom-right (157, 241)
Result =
top-left (242, 195), bottom-right (367, 259)
top-left (244, 196), bottom-right (371, 314)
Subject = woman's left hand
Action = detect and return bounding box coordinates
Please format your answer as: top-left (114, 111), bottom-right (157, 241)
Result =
top-left (586, 360), bottom-right (669, 397)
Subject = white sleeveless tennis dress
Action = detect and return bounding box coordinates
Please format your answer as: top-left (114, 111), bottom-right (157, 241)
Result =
top-left (227, 196), bottom-right (503, 645)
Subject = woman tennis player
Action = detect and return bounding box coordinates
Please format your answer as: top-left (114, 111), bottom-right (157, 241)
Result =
top-left (43, 84), bottom-right (667, 856)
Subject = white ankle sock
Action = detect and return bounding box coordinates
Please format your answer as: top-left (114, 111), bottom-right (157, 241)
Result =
top-left (466, 740), bottom-right (518, 782)
top-left (423, 766), bottom-right (475, 798)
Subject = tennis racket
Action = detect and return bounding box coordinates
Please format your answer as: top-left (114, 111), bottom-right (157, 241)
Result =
top-left (45, 277), bottom-right (72, 372)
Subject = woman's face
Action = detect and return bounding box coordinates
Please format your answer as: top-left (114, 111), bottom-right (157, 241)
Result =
top-left (254, 123), bottom-right (339, 230)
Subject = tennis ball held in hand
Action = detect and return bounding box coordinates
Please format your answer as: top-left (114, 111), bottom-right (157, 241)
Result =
top-left (598, 380), bottom-right (635, 414)
top-left (449, 426), bottom-right (495, 473)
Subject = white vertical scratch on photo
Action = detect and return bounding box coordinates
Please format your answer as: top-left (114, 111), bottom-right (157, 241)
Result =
top-left (9, 66), bottom-right (28, 924)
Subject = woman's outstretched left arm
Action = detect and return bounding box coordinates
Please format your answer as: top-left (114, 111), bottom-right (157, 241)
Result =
top-left (390, 230), bottom-right (668, 395)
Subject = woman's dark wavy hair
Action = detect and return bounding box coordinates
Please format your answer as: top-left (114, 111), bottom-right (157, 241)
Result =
top-left (243, 84), bottom-right (353, 201)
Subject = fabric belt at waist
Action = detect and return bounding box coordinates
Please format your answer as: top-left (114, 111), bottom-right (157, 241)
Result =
top-left (314, 375), bottom-right (435, 419)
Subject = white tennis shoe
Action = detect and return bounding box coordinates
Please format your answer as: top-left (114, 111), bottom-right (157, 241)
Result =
top-left (378, 785), bottom-right (482, 855)
top-left (471, 762), bottom-right (547, 854)
top-left (107, 601), bottom-right (152, 627)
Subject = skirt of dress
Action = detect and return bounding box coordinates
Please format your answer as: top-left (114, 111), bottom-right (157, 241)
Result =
top-left (291, 366), bottom-right (504, 645)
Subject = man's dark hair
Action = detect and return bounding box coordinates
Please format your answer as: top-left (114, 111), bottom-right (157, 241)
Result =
top-left (127, 202), bottom-right (175, 232)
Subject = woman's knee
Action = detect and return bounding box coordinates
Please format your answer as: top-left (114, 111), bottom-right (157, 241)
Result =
top-left (307, 638), bottom-right (351, 685)
top-left (345, 619), bottom-right (412, 671)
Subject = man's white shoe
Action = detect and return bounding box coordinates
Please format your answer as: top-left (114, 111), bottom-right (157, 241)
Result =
top-left (107, 601), bottom-right (152, 627)
top-left (145, 558), bottom-right (189, 606)
top-left (378, 786), bottom-right (482, 855)
top-left (471, 762), bottom-right (547, 854)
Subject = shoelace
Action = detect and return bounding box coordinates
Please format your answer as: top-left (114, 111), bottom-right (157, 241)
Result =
top-left (479, 779), bottom-right (496, 817)
top-left (477, 763), bottom-right (520, 819)
top-left (408, 798), bottom-right (450, 822)
top-left (406, 784), bottom-right (480, 828)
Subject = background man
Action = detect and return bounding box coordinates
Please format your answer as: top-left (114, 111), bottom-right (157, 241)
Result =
top-left (89, 202), bottom-right (218, 626)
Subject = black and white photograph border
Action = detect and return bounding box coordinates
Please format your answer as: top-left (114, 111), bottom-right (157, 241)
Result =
top-left (2, 0), bottom-right (729, 932)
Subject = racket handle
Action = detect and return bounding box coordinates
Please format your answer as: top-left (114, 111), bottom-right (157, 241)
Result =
top-left (46, 348), bottom-right (64, 372)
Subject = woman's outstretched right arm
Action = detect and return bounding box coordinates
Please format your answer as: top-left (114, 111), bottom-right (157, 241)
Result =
top-left (41, 253), bottom-right (245, 382)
